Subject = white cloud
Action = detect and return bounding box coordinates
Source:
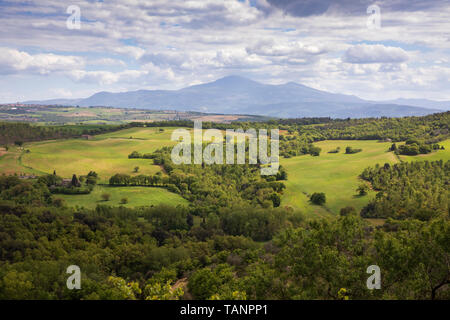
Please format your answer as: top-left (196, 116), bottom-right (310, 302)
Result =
top-left (344, 44), bottom-right (409, 64)
top-left (113, 46), bottom-right (146, 60)
top-left (0, 0), bottom-right (449, 100)
top-left (0, 48), bottom-right (85, 75)
top-left (50, 88), bottom-right (73, 98)
top-left (67, 69), bottom-right (148, 85)
top-left (89, 58), bottom-right (126, 67)
top-left (246, 40), bottom-right (327, 57)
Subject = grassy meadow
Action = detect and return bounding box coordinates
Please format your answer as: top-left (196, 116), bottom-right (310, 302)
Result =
top-left (57, 185), bottom-right (188, 209)
top-left (1, 125), bottom-right (448, 214)
top-left (19, 127), bottom-right (180, 183)
top-left (399, 139), bottom-right (450, 162)
top-left (280, 140), bottom-right (399, 217)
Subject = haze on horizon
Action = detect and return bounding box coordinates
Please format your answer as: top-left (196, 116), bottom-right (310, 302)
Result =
top-left (0, 0), bottom-right (450, 103)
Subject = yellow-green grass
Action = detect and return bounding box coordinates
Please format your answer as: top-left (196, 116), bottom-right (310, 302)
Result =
top-left (366, 218), bottom-right (387, 227)
top-left (399, 139), bottom-right (450, 162)
top-left (57, 185), bottom-right (188, 209)
top-left (281, 140), bottom-right (399, 217)
top-left (19, 127), bottom-right (181, 183)
top-left (0, 146), bottom-right (42, 175)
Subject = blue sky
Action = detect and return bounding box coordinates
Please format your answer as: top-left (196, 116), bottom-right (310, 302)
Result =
top-left (0, 0), bottom-right (449, 102)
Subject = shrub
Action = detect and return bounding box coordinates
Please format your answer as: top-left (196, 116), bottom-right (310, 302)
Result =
top-left (345, 146), bottom-right (362, 154)
top-left (101, 193), bottom-right (111, 201)
top-left (128, 151), bottom-right (142, 159)
top-left (310, 192), bottom-right (326, 205)
top-left (356, 184), bottom-right (369, 196)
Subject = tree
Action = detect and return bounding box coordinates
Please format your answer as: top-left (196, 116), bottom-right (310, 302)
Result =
top-left (309, 146), bottom-right (321, 156)
top-left (270, 193), bottom-right (281, 207)
top-left (71, 174), bottom-right (81, 187)
top-left (345, 146), bottom-right (362, 154)
top-left (339, 206), bottom-right (356, 216)
top-left (276, 167), bottom-right (288, 180)
top-left (106, 276), bottom-right (141, 300)
top-left (186, 213), bottom-right (194, 228)
top-left (53, 198), bottom-right (66, 208)
top-left (310, 192), bottom-right (326, 205)
top-left (101, 193), bottom-right (111, 201)
top-left (390, 143), bottom-right (397, 151)
top-left (128, 151), bottom-right (142, 159)
top-left (145, 281), bottom-right (183, 300)
top-left (356, 184), bottom-right (369, 196)
top-left (134, 166), bottom-right (140, 173)
top-left (120, 197), bottom-right (128, 204)
top-left (187, 265), bottom-right (234, 299)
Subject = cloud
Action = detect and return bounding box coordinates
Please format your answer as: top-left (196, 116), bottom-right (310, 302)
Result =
top-left (113, 46), bottom-right (146, 60)
top-left (0, 48), bottom-right (85, 75)
top-left (88, 58), bottom-right (126, 67)
top-left (343, 44), bottom-right (409, 64)
top-left (0, 0), bottom-right (450, 101)
top-left (67, 69), bottom-right (148, 85)
top-left (141, 48), bottom-right (270, 71)
top-left (265, 0), bottom-right (450, 17)
top-left (246, 39), bottom-right (326, 57)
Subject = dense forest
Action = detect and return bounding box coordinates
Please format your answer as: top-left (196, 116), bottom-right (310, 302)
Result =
top-left (360, 161), bottom-right (449, 220)
top-left (0, 175), bottom-right (448, 300)
top-left (0, 122), bottom-right (129, 145)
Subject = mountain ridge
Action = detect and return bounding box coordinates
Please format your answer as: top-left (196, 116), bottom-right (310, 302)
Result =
top-left (22, 75), bottom-right (447, 118)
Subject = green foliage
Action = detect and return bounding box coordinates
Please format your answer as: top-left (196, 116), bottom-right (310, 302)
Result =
top-left (360, 161), bottom-right (449, 220)
top-left (345, 146), bottom-right (362, 154)
top-left (71, 174), bottom-right (81, 187)
top-left (188, 264), bottom-right (235, 299)
top-left (145, 281), bottom-right (183, 300)
top-left (101, 193), bottom-right (110, 201)
top-left (356, 184), bottom-right (369, 196)
top-left (0, 112), bottom-right (449, 301)
top-left (128, 151), bottom-right (142, 159)
top-left (0, 121), bottom-right (130, 145)
top-left (310, 192), bottom-right (326, 205)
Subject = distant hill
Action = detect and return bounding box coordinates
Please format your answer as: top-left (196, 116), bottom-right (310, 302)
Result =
top-left (380, 98), bottom-right (450, 110)
top-left (23, 75), bottom-right (445, 118)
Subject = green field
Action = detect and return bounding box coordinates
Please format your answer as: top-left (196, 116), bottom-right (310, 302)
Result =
top-left (399, 139), bottom-right (450, 162)
top-left (19, 127), bottom-right (180, 183)
top-left (1, 126), bottom-right (449, 214)
top-left (281, 140), bottom-right (400, 217)
top-left (57, 185), bottom-right (188, 209)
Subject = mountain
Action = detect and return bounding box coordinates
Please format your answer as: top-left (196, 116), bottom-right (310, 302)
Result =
top-left (380, 98), bottom-right (450, 110)
top-left (23, 75), bottom-right (444, 118)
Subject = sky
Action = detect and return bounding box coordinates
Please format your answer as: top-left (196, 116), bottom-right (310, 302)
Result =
top-left (0, 0), bottom-right (449, 102)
